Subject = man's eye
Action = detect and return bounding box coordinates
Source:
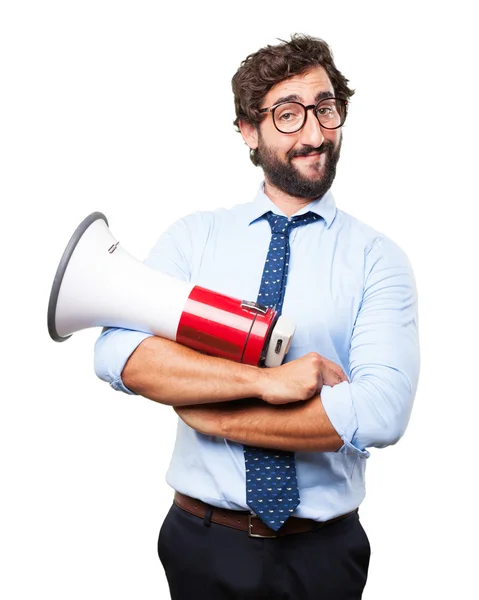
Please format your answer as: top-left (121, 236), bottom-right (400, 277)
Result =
top-left (317, 106), bottom-right (333, 116)
top-left (276, 106), bottom-right (302, 121)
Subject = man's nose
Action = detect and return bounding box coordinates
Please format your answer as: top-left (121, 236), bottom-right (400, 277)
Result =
top-left (299, 108), bottom-right (324, 148)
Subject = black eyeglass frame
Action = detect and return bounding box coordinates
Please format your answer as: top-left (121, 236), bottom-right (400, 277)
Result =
top-left (258, 97), bottom-right (348, 134)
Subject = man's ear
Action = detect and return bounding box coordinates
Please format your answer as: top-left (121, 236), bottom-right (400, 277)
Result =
top-left (238, 120), bottom-right (259, 150)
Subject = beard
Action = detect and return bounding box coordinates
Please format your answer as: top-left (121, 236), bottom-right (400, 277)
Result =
top-left (256, 135), bottom-right (342, 200)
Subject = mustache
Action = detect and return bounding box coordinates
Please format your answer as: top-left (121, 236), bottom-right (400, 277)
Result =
top-left (288, 141), bottom-right (334, 160)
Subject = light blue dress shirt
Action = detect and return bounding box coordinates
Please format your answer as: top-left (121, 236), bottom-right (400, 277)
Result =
top-left (94, 184), bottom-right (420, 521)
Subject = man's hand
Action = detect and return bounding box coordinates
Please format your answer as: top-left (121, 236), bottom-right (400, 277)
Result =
top-left (259, 352), bottom-right (348, 405)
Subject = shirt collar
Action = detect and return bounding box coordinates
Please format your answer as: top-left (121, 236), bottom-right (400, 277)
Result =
top-left (244, 182), bottom-right (337, 229)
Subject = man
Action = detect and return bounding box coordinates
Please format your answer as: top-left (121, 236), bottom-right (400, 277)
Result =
top-left (95, 34), bottom-right (420, 599)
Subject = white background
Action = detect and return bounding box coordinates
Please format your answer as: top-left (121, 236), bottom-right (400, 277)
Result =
top-left (1, 1), bottom-right (477, 598)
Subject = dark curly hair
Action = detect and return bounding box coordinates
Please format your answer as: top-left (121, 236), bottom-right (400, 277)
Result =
top-left (232, 34), bottom-right (355, 165)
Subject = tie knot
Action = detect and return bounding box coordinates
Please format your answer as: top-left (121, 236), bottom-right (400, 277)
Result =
top-left (264, 211), bottom-right (319, 235)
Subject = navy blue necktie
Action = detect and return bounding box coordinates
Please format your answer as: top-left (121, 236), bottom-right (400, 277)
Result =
top-left (244, 210), bottom-right (320, 531)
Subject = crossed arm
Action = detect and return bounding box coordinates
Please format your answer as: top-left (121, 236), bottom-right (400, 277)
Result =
top-left (118, 334), bottom-right (345, 452)
top-left (174, 394), bottom-right (343, 452)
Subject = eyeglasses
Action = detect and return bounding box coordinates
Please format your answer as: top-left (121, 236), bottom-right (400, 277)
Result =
top-left (259, 97), bottom-right (348, 134)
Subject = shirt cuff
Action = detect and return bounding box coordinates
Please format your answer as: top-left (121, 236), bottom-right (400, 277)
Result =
top-left (321, 381), bottom-right (370, 458)
top-left (94, 328), bottom-right (153, 395)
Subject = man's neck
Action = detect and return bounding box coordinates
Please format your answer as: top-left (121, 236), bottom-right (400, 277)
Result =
top-left (263, 180), bottom-right (316, 217)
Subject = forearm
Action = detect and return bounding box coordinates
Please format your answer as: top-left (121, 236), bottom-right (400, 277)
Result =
top-left (122, 335), bottom-right (265, 407)
top-left (175, 395), bottom-right (343, 452)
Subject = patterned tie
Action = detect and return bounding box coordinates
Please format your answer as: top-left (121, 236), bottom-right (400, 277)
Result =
top-left (244, 210), bottom-right (320, 531)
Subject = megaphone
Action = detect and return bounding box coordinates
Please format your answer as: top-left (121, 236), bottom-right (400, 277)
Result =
top-left (47, 212), bottom-right (295, 367)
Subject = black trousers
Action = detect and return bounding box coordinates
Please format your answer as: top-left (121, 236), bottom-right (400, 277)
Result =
top-left (158, 502), bottom-right (371, 599)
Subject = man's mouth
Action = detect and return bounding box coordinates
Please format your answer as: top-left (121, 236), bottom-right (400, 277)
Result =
top-left (294, 152), bottom-right (321, 159)
top-left (290, 145), bottom-right (329, 161)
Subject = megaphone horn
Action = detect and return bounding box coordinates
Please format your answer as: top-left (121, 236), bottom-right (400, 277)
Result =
top-left (47, 212), bottom-right (296, 367)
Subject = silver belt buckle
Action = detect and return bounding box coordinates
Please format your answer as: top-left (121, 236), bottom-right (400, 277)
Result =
top-left (248, 514), bottom-right (279, 538)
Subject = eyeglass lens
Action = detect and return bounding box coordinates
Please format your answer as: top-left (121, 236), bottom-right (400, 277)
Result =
top-left (273, 99), bottom-right (345, 133)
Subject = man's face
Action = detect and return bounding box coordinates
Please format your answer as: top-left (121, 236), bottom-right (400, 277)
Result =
top-left (248, 66), bottom-right (342, 200)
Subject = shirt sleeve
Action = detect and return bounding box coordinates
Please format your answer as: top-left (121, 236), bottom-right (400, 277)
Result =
top-left (93, 216), bottom-right (196, 395)
top-left (320, 236), bottom-right (420, 458)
